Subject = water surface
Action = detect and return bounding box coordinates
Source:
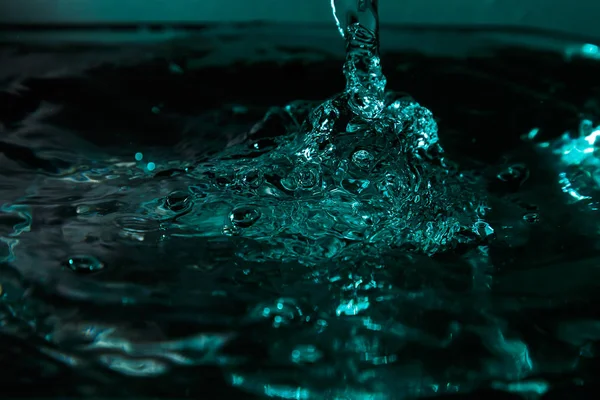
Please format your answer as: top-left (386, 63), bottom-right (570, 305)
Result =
top-left (1, 26), bottom-right (600, 399)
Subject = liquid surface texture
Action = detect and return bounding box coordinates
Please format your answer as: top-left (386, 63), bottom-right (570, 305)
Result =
top-left (168, 19), bottom-right (486, 264)
top-left (1, 23), bottom-right (600, 400)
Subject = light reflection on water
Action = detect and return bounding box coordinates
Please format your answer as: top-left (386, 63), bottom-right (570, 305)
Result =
top-left (1, 30), bottom-right (600, 399)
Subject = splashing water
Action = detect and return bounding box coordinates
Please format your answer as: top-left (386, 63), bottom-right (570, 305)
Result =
top-left (537, 120), bottom-right (600, 204)
top-left (164, 1), bottom-right (485, 264)
top-left (10, 5), bottom-right (600, 400)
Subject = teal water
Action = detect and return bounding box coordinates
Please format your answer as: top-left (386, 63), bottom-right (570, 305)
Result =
top-left (1, 18), bottom-right (600, 400)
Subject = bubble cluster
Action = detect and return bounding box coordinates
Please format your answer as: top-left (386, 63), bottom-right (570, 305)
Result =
top-left (168, 23), bottom-right (485, 263)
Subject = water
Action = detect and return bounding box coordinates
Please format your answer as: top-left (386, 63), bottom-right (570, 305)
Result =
top-left (2, 13), bottom-right (600, 400)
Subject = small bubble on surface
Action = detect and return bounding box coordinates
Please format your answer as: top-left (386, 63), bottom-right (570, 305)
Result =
top-left (229, 206), bottom-right (261, 228)
top-left (352, 149), bottom-right (375, 169)
top-left (164, 190), bottom-right (193, 213)
top-left (65, 255), bottom-right (105, 273)
top-left (253, 298), bottom-right (303, 328)
top-left (523, 212), bottom-right (540, 224)
top-left (239, 168), bottom-right (264, 189)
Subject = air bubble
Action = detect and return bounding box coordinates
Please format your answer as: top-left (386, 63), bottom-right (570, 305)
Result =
top-left (523, 212), bottom-right (540, 224)
top-left (297, 166), bottom-right (320, 190)
top-left (229, 206), bottom-right (261, 228)
top-left (216, 173), bottom-right (234, 187)
top-left (281, 165), bottom-right (320, 192)
top-left (164, 190), bottom-right (192, 212)
top-left (352, 149), bottom-right (375, 169)
top-left (65, 255), bottom-right (105, 273)
top-left (252, 298), bottom-right (303, 328)
top-left (239, 168), bottom-right (264, 189)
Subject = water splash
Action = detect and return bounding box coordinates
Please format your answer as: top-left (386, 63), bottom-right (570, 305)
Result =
top-left (539, 119), bottom-right (600, 204)
top-left (139, 1), bottom-right (487, 265)
top-left (2, 10), bottom-right (559, 400)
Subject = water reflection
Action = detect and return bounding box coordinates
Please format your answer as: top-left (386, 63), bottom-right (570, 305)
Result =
top-left (1, 33), bottom-right (600, 399)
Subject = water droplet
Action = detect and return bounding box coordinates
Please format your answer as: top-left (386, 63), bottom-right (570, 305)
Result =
top-left (352, 149), bottom-right (375, 169)
top-left (165, 190), bottom-right (192, 212)
top-left (523, 212), bottom-right (540, 224)
top-left (229, 206), bottom-right (261, 228)
top-left (65, 255), bottom-right (105, 273)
